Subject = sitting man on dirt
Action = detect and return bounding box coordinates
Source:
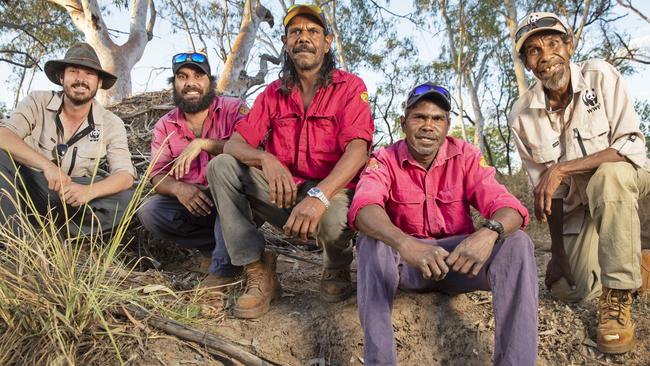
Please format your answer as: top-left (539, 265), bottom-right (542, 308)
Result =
top-left (509, 12), bottom-right (650, 354)
top-left (0, 43), bottom-right (135, 236)
top-left (207, 4), bottom-right (373, 318)
top-left (350, 83), bottom-right (538, 366)
top-left (137, 51), bottom-right (248, 285)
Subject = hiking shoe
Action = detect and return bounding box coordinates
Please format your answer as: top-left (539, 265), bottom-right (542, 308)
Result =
top-left (597, 288), bottom-right (635, 354)
top-left (320, 266), bottom-right (352, 303)
top-left (233, 249), bottom-right (281, 319)
top-left (640, 250), bottom-right (650, 293)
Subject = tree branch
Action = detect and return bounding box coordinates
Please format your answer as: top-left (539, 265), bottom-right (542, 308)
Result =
top-left (616, 0), bottom-right (649, 23)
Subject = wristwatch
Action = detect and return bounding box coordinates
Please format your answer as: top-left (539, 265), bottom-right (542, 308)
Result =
top-left (307, 187), bottom-right (330, 208)
top-left (482, 219), bottom-right (504, 243)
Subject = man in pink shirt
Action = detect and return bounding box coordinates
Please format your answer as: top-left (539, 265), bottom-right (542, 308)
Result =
top-left (349, 83), bottom-right (538, 365)
top-left (207, 4), bottom-right (374, 318)
top-left (138, 52), bottom-right (247, 283)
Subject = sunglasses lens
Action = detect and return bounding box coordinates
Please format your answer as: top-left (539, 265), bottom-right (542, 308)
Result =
top-left (433, 86), bottom-right (451, 99)
top-left (55, 144), bottom-right (68, 158)
top-left (173, 53), bottom-right (188, 64)
top-left (190, 53), bottom-right (207, 63)
top-left (412, 84), bottom-right (434, 96)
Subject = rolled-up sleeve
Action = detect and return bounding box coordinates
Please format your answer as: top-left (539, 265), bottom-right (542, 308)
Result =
top-left (601, 63), bottom-right (648, 168)
top-left (337, 77), bottom-right (374, 151)
top-left (105, 115), bottom-right (137, 178)
top-left (235, 88), bottom-right (272, 148)
top-left (149, 120), bottom-right (176, 178)
top-left (1, 93), bottom-right (39, 138)
top-left (348, 152), bottom-right (392, 230)
top-left (464, 149), bottom-right (530, 229)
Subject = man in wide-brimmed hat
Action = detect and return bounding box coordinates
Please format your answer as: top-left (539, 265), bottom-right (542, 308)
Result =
top-left (509, 12), bottom-right (650, 354)
top-left (0, 42), bottom-right (136, 236)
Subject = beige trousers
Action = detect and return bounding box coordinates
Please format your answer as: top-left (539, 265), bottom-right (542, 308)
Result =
top-left (551, 162), bottom-right (650, 302)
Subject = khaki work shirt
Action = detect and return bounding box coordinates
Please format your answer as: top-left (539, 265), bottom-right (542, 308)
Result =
top-left (1, 91), bottom-right (136, 178)
top-left (509, 59), bottom-right (649, 234)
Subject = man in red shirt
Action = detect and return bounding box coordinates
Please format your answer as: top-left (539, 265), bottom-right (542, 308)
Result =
top-left (349, 83), bottom-right (538, 365)
top-left (138, 52), bottom-right (248, 284)
top-left (207, 4), bottom-right (374, 318)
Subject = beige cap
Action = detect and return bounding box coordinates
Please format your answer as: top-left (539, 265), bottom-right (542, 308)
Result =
top-left (515, 12), bottom-right (569, 54)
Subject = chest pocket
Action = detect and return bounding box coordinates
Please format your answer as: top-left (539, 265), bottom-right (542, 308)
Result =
top-left (435, 186), bottom-right (471, 233)
top-left (270, 114), bottom-right (300, 158)
top-left (388, 189), bottom-right (425, 233)
top-left (169, 141), bottom-right (187, 157)
top-left (574, 117), bottom-right (610, 157)
top-left (529, 142), bottom-right (561, 164)
top-left (308, 114), bottom-right (339, 154)
top-left (37, 133), bottom-right (56, 158)
top-left (75, 143), bottom-right (107, 176)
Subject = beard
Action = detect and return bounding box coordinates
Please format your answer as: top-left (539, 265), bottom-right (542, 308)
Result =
top-left (540, 65), bottom-right (570, 91)
top-left (173, 84), bottom-right (216, 114)
top-left (290, 44), bottom-right (321, 71)
top-left (63, 81), bottom-right (98, 105)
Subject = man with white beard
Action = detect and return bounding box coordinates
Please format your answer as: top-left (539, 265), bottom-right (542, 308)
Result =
top-left (509, 12), bottom-right (650, 355)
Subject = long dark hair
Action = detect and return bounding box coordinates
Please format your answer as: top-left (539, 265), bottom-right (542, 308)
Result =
top-left (278, 49), bottom-right (337, 95)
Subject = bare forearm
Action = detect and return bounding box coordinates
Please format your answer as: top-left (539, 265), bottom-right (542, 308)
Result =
top-left (198, 138), bottom-right (227, 155)
top-left (491, 207), bottom-right (524, 237)
top-left (556, 148), bottom-right (625, 176)
top-left (0, 128), bottom-right (56, 171)
top-left (89, 172), bottom-right (133, 199)
top-left (316, 139), bottom-right (368, 198)
top-left (151, 174), bottom-right (183, 197)
top-left (223, 133), bottom-right (269, 167)
top-left (356, 204), bottom-right (410, 251)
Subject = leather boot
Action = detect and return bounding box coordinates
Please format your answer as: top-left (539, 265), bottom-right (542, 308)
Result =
top-left (320, 266), bottom-right (352, 303)
top-left (640, 249), bottom-right (650, 293)
top-left (597, 287), bottom-right (635, 354)
top-left (233, 249), bottom-right (280, 319)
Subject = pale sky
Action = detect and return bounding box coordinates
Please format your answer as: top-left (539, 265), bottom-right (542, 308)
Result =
top-left (2, 2), bottom-right (649, 107)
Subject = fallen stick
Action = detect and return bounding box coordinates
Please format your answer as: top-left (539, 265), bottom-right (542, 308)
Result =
top-left (115, 305), bottom-right (277, 366)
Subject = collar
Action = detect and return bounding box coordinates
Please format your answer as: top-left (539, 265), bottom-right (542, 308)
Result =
top-left (529, 61), bottom-right (587, 110)
top-left (397, 137), bottom-right (461, 170)
top-left (46, 91), bottom-right (104, 126)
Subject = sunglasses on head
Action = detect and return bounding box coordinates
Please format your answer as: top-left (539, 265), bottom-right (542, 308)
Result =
top-left (411, 84), bottom-right (451, 100)
top-left (172, 52), bottom-right (208, 65)
top-left (515, 17), bottom-right (564, 43)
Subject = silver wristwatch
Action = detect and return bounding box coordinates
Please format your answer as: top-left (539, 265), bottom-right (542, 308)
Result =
top-left (307, 187), bottom-right (330, 208)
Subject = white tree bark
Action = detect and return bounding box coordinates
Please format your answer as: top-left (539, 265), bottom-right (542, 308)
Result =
top-left (216, 0), bottom-right (275, 97)
top-left (48, 0), bottom-right (156, 105)
top-left (503, 0), bottom-right (528, 96)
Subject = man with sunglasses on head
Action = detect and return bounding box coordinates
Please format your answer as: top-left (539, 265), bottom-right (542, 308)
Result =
top-left (0, 43), bottom-right (135, 235)
top-left (509, 12), bottom-right (650, 354)
top-left (350, 83), bottom-right (537, 365)
top-left (137, 51), bottom-right (248, 286)
top-left (207, 4), bottom-right (373, 318)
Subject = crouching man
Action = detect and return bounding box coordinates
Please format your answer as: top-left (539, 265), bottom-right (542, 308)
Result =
top-left (350, 83), bottom-right (538, 365)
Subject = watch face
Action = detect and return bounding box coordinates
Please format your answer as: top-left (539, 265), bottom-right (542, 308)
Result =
top-left (308, 187), bottom-right (321, 195)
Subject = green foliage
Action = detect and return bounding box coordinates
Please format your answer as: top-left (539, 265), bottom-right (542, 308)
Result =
top-left (635, 99), bottom-right (650, 155)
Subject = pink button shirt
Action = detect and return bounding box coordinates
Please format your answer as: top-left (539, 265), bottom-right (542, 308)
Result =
top-left (151, 96), bottom-right (247, 186)
top-left (235, 69), bottom-right (374, 187)
top-left (348, 137), bottom-right (530, 239)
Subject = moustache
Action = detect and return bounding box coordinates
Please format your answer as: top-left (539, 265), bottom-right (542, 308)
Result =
top-left (292, 44), bottom-right (316, 54)
top-left (71, 82), bottom-right (90, 90)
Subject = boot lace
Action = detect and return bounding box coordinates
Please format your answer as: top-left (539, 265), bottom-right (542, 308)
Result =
top-left (601, 289), bottom-right (633, 326)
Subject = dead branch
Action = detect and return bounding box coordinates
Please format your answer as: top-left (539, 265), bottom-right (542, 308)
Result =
top-left (616, 0), bottom-right (650, 23)
top-left (114, 305), bottom-right (278, 366)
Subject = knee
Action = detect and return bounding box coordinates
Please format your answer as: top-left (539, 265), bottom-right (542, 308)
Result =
top-left (136, 195), bottom-right (164, 228)
top-left (207, 154), bottom-right (239, 185)
top-left (586, 162), bottom-right (637, 203)
top-left (501, 230), bottom-right (535, 262)
top-left (317, 205), bottom-right (350, 245)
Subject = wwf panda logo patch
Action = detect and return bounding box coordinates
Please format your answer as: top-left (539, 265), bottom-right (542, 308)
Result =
top-left (89, 128), bottom-right (101, 142)
top-left (582, 88), bottom-right (601, 113)
top-left (528, 14), bottom-right (540, 25)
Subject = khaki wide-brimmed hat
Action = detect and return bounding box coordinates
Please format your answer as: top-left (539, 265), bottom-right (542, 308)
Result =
top-left (44, 43), bottom-right (117, 90)
top-left (515, 12), bottom-right (569, 54)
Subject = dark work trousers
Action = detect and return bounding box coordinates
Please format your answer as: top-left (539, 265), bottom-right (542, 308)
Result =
top-left (0, 149), bottom-right (133, 237)
top-left (356, 230), bottom-right (538, 366)
top-left (137, 192), bottom-right (241, 277)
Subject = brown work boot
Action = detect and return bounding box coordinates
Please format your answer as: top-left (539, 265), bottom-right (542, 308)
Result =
top-left (199, 273), bottom-right (239, 289)
top-left (233, 250), bottom-right (280, 319)
top-left (597, 288), bottom-right (635, 354)
top-left (640, 250), bottom-right (650, 293)
top-left (320, 266), bottom-right (352, 303)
